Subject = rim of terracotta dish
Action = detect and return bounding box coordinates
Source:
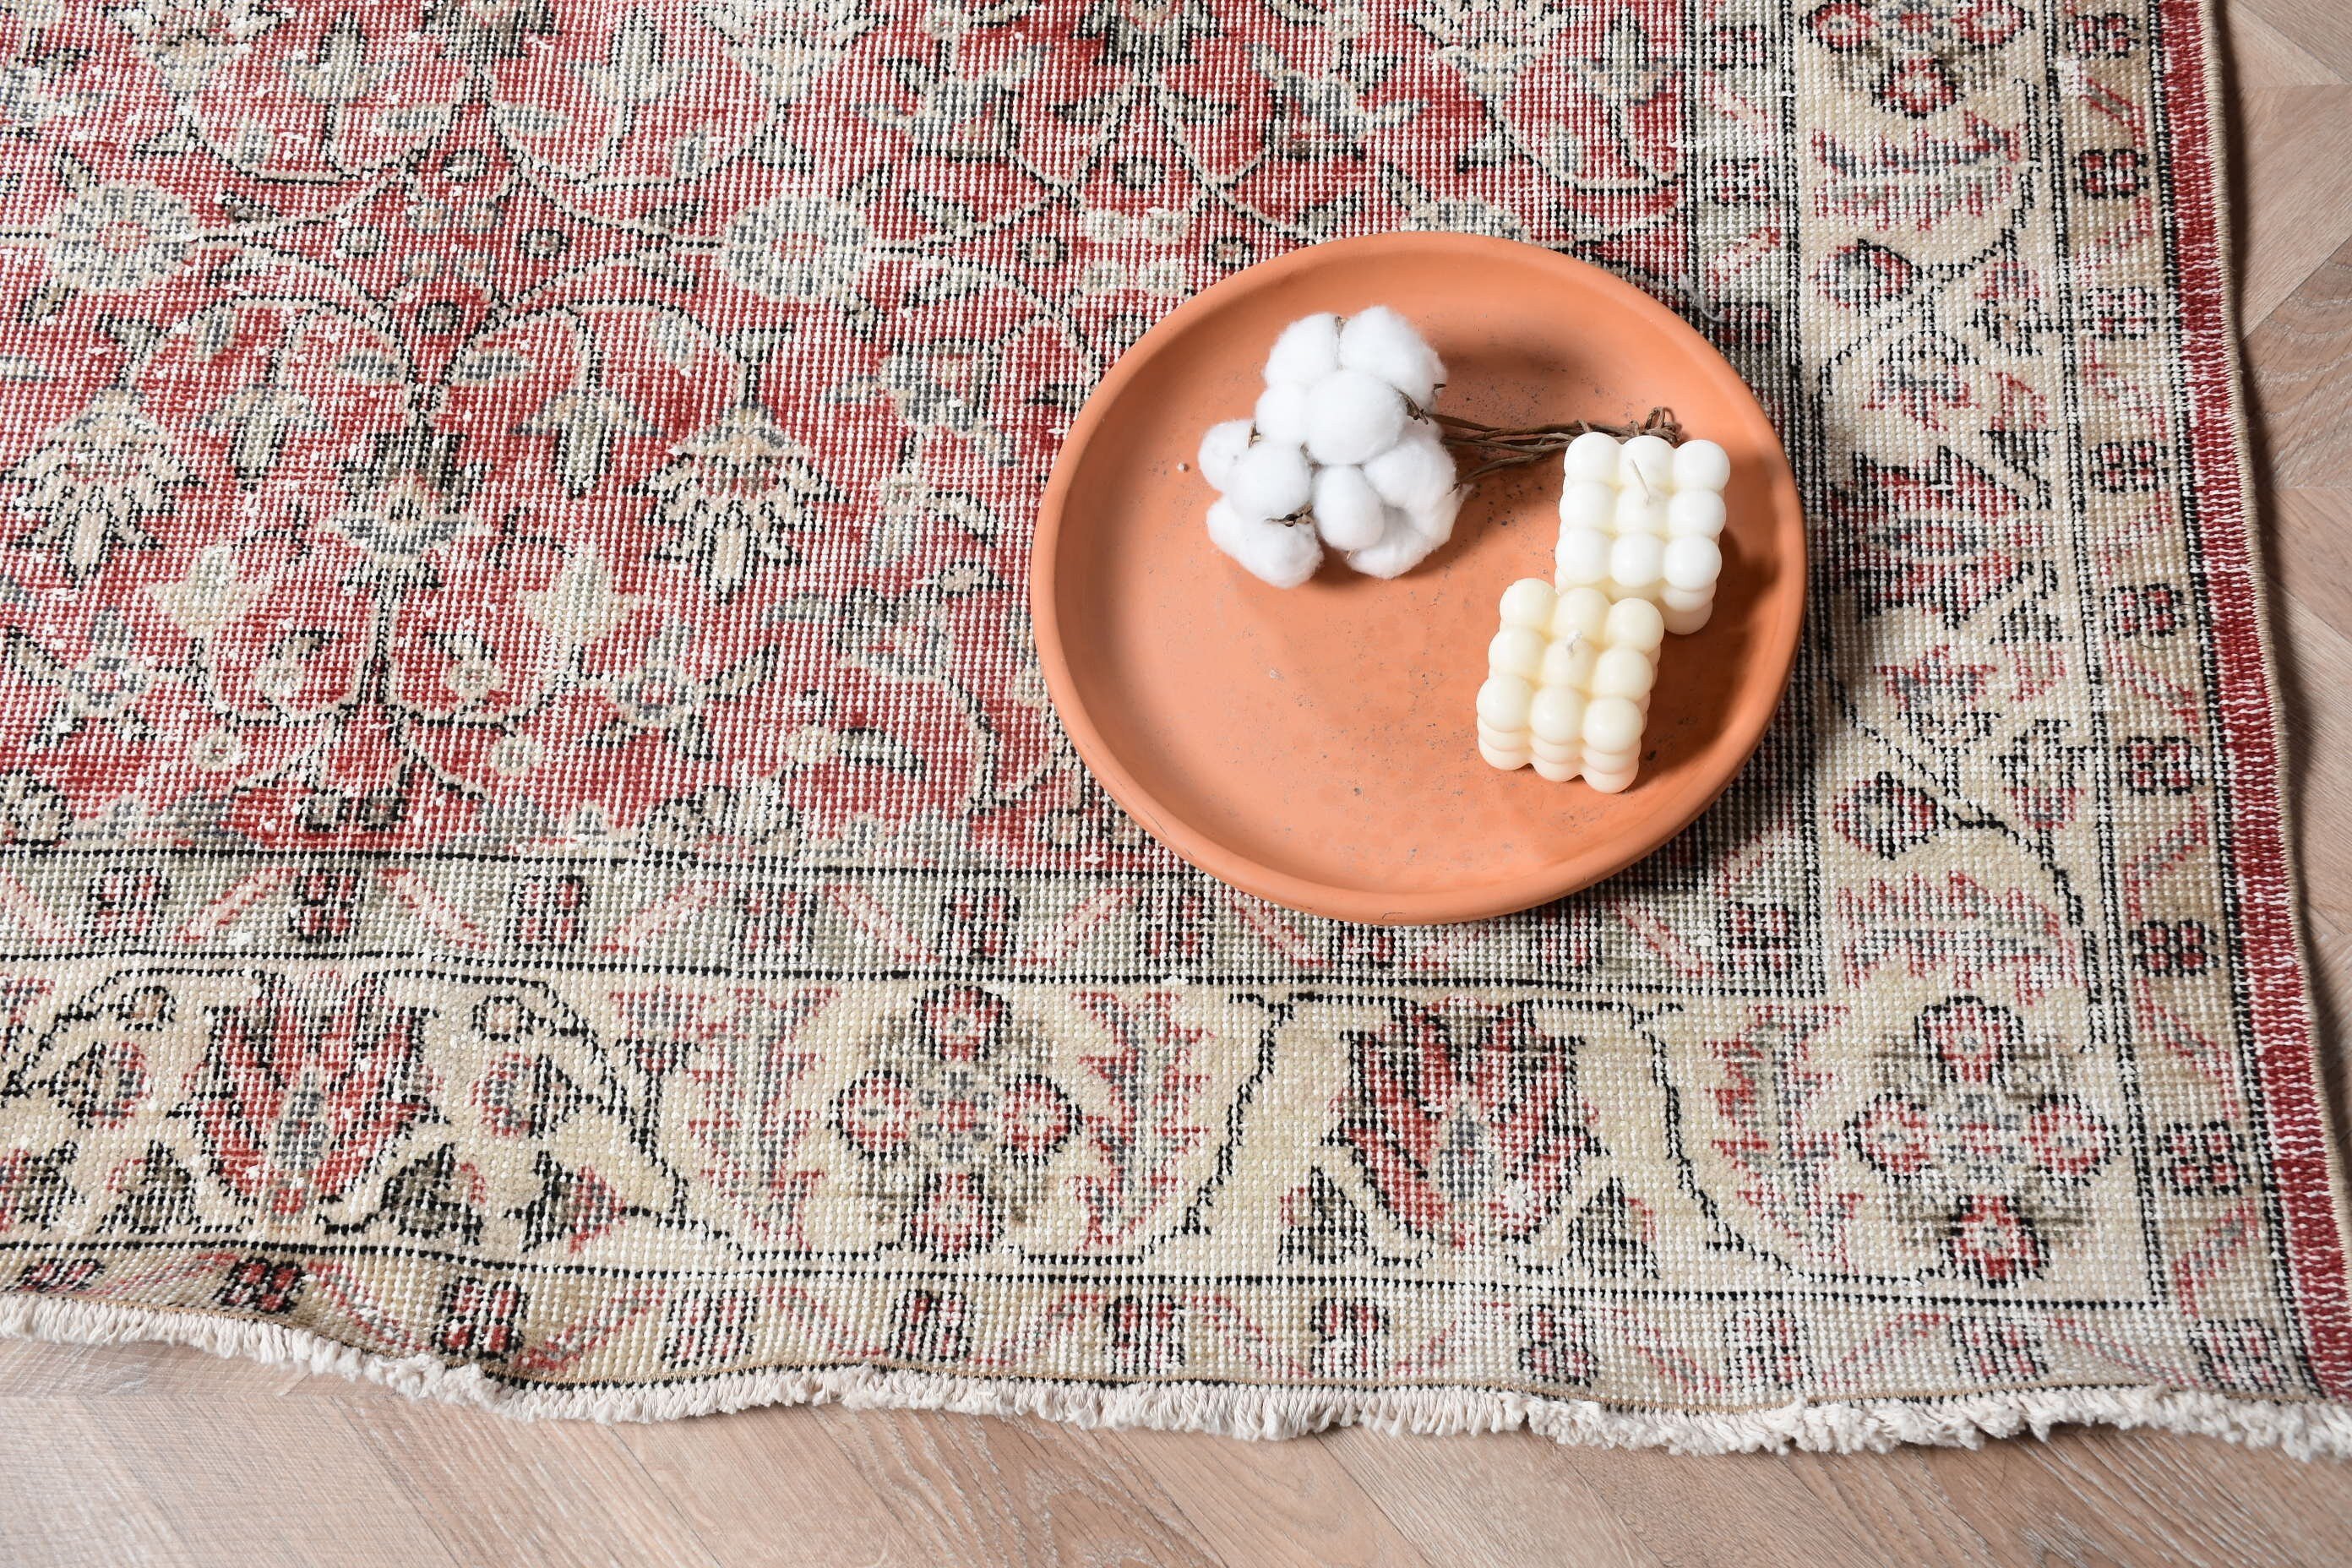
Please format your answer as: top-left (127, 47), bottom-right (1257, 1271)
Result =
top-left (1030, 231), bottom-right (1807, 926)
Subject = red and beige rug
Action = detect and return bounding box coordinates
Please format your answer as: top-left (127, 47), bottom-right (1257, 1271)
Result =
top-left (0, 0), bottom-right (2345, 1454)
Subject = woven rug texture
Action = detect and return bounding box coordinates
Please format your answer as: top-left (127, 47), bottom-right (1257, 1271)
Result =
top-left (0, 0), bottom-right (2347, 1452)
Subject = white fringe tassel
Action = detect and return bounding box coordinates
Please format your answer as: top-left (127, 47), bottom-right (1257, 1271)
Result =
top-left (10, 1295), bottom-right (2352, 1458)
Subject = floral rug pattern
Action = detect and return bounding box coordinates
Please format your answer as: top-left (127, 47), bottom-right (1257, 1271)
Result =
top-left (0, 0), bottom-right (2345, 1435)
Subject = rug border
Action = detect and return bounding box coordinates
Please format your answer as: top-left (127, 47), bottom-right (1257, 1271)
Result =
top-left (9, 1294), bottom-right (2352, 1456)
top-left (2166, 0), bottom-right (2352, 1400)
top-left (3, 0), bottom-right (2349, 1451)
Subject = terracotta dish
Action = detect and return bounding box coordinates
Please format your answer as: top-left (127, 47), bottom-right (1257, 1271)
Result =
top-left (1031, 233), bottom-right (1805, 925)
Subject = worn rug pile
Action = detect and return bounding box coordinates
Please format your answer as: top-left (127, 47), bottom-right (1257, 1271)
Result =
top-left (0, 0), bottom-right (2347, 1454)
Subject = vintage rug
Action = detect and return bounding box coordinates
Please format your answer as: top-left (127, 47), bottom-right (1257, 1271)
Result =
top-left (0, 0), bottom-right (2346, 1455)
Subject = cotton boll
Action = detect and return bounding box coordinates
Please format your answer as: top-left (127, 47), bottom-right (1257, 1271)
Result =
top-left (1312, 464), bottom-right (1387, 550)
top-left (1555, 528), bottom-right (1611, 586)
top-left (1558, 480), bottom-right (1614, 531)
top-left (1226, 441), bottom-right (1313, 520)
top-left (1336, 306), bottom-right (1444, 403)
top-left (1671, 438), bottom-right (1731, 493)
top-left (1603, 597), bottom-right (1666, 653)
top-left (1498, 578), bottom-right (1557, 630)
top-left (1666, 489), bottom-right (1726, 538)
top-left (1363, 426), bottom-right (1456, 509)
top-left (1582, 695), bottom-right (1644, 754)
top-left (1592, 647), bottom-right (1656, 701)
top-left (1304, 369), bottom-right (1407, 466)
top-left (1345, 514), bottom-right (1439, 579)
top-left (1406, 487), bottom-right (1462, 545)
top-left (1562, 431), bottom-right (1620, 482)
top-left (1618, 434), bottom-right (1674, 494)
top-left (1662, 535), bottom-right (1723, 593)
top-left (1206, 498), bottom-right (1250, 557)
top-left (1254, 382), bottom-right (1313, 448)
top-left (1476, 674), bottom-right (1535, 731)
top-left (1265, 313), bottom-right (1342, 388)
top-left (1609, 533), bottom-right (1665, 590)
top-left (1488, 626), bottom-right (1546, 681)
top-left (1528, 686), bottom-right (1587, 747)
top-left (1207, 500), bottom-right (1320, 588)
top-left (1233, 519), bottom-right (1322, 588)
top-left (1198, 419), bottom-right (1253, 491)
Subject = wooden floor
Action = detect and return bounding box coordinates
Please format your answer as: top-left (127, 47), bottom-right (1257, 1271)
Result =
top-left (8, 6), bottom-right (2352, 1564)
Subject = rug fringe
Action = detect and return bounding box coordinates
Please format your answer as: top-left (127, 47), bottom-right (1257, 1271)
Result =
top-left (9, 1295), bottom-right (2352, 1458)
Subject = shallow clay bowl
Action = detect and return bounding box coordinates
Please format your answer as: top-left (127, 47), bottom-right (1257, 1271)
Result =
top-left (1032, 232), bottom-right (1805, 925)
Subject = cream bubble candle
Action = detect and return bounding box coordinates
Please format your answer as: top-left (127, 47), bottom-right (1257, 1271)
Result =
top-left (1195, 308), bottom-right (1460, 586)
top-left (1475, 580), bottom-right (1665, 792)
top-left (1554, 432), bottom-right (1729, 634)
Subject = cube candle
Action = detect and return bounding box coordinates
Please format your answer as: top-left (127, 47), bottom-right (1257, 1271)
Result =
top-left (1554, 433), bottom-right (1729, 634)
top-left (1477, 580), bottom-right (1665, 792)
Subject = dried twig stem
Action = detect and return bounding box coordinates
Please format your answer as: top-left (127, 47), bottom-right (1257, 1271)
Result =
top-left (1422, 406), bottom-right (1685, 484)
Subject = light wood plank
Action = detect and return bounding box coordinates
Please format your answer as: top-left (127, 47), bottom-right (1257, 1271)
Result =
top-left (2248, 237), bottom-right (2352, 485)
top-left (2235, 0), bottom-right (2352, 80)
top-left (807, 1408), bottom-right (1231, 1568)
top-left (0, 1402), bottom-right (203, 1568)
top-left (1102, 1426), bottom-right (1440, 1568)
top-left (616, 1406), bottom-right (942, 1568)
top-left (2234, 90), bottom-right (2352, 326)
top-left (2224, 3), bottom-right (2345, 90)
top-left (1322, 1430), bottom-right (1670, 1568)
top-left (1922, 1425), bottom-right (2352, 1567)
top-left (337, 1396), bottom-right (722, 1568)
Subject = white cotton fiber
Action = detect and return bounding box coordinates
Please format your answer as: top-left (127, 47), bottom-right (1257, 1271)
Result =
top-left (1254, 381), bottom-right (1313, 447)
top-left (1346, 511), bottom-right (1440, 579)
top-left (1244, 520), bottom-right (1324, 589)
top-left (1196, 307), bottom-right (1460, 587)
top-left (1304, 368), bottom-right (1407, 466)
top-left (1405, 487), bottom-right (1462, 547)
top-left (1312, 464), bottom-right (1387, 551)
top-left (1362, 426), bottom-right (1456, 510)
top-left (1198, 419), bottom-right (1252, 490)
top-left (1337, 306), bottom-right (1445, 404)
top-left (1208, 500), bottom-right (1321, 588)
top-left (1264, 312), bottom-right (1342, 388)
top-left (1226, 441), bottom-right (1313, 521)
top-left (1206, 497), bottom-right (1251, 554)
